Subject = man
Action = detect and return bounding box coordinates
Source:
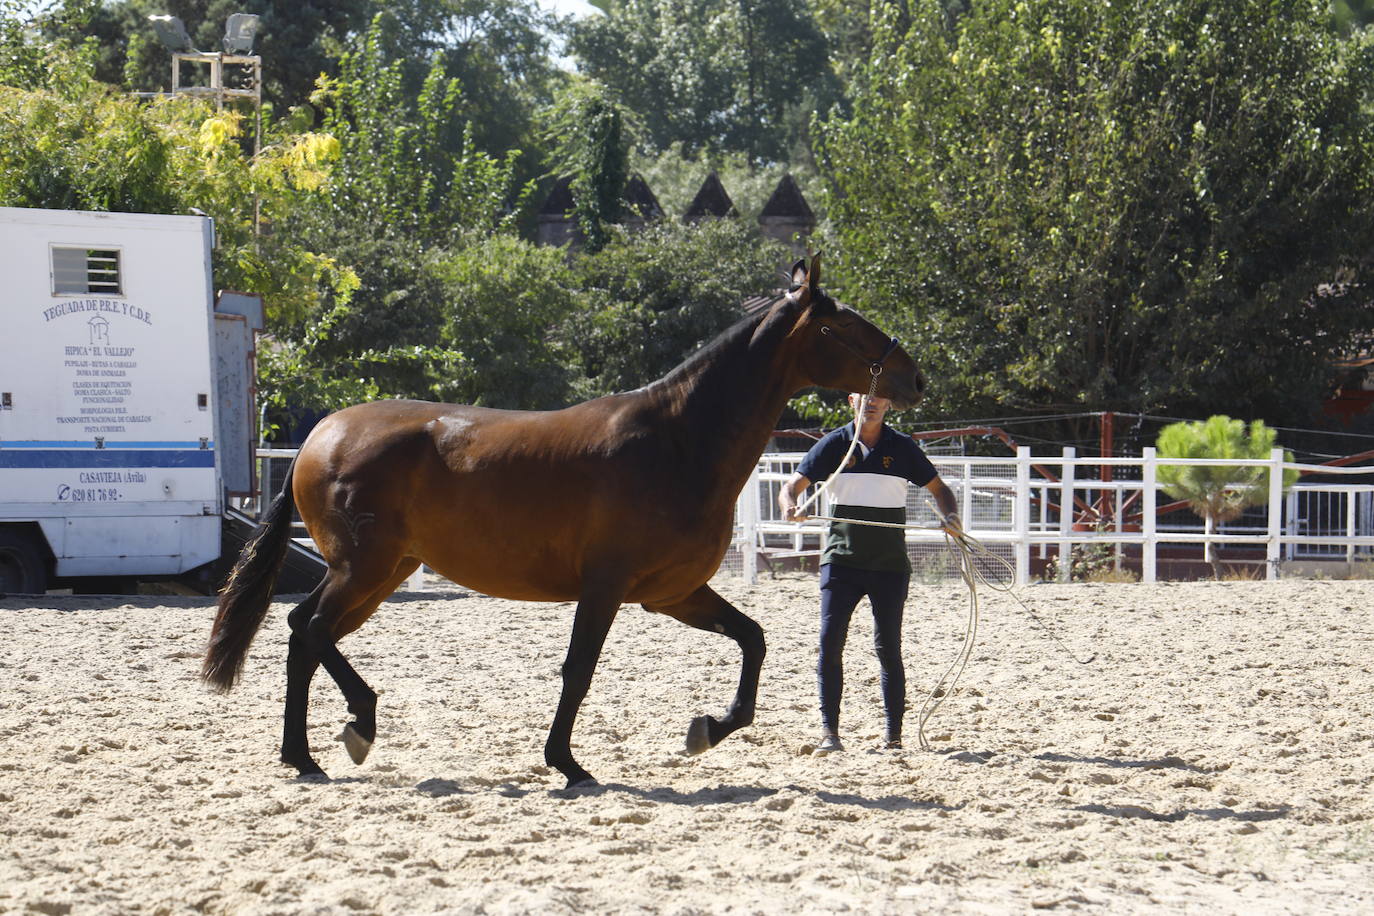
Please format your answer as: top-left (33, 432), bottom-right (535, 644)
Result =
top-left (778, 393), bottom-right (960, 752)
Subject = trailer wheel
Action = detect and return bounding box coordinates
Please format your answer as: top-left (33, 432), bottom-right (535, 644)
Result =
top-left (0, 529), bottom-right (47, 595)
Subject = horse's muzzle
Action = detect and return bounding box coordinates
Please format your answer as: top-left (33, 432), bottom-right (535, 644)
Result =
top-left (887, 368), bottom-right (925, 410)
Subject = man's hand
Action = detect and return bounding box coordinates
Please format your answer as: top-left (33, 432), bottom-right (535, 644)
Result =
top-left (941, 512), bottom-right (964, 536)
top-left (778, 472), bottom-right (813, 523)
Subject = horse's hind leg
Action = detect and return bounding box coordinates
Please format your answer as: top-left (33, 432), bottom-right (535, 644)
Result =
top-left (284, 557), bottom-right (420, 776)
top-left (280, 584), bottom-right (325, 775)
top-left (646, 584), bottom-right (766, 755)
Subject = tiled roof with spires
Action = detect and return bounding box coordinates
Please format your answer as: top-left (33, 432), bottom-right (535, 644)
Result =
top-left (538, 176), bottom-right (575, 217)
top-left (684, 172), bottom-right (737, 220)
top-left (741, 291), bottom-right (786, 314)
top-left (624, 174), bottom-right (664, 220)
top-left (759, 173), bottom-right (814, 222)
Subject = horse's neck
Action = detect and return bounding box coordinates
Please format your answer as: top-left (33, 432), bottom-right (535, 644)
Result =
top-left (646, 316), bottom-right (801, 496)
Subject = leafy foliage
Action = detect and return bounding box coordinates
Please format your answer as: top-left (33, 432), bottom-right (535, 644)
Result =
top-left (1, 0), bottom-right (99, 89)
top-left (819, 0), bottom-right (1374, 429)
top-left (301, 16), bottom-right (528, 248)
top-left (434, 234), bottom-right (578, 407)
top-left (540, 80), bottom-right (631, 253)
top-left (246, 16), bottom-right (547, 420)
top-left (1331, 0), bottom-right (1374, 32)
top-left (371, 0), bottom-right (562, 162)
top-left (564, 219), bottom-right (788, 396)
top-left (0, 55), bottom-right (355, 323)
top-left (568, 0), bottom-right (840, 162)
top-left (1156, 415), bottom-right (1298, 576)
top-left (1157, 416), bottom-right (1297, 524)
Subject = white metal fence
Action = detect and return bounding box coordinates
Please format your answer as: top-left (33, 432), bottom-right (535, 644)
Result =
top-left (730, 447), bottom-right (1374, 584)
top-left (244, 447), bottom-right (1374, 587)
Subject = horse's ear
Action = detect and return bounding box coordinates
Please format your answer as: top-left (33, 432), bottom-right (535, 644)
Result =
top-left (789, 259), bottom-right (808, 290)
top-left (802, 252), bottom-right (835, 316)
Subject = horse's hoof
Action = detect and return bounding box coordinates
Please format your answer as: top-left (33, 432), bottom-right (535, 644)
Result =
top-left (565, 775), bottom-right (599, 790)
top-left (283, 756), bottom-right (327, 780)
top-left (684, 715), bottom-right (714, 756)
top-left (282, 748), bottom-right (325, 774)
top-left (339, 723), bottom-right (373, 765)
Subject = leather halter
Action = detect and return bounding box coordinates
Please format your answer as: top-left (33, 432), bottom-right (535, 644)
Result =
top-left (820, 324), bottom-right (901, 378)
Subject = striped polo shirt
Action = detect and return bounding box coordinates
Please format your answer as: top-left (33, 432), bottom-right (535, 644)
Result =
top-left (797, 423), bottom-right (938, 573)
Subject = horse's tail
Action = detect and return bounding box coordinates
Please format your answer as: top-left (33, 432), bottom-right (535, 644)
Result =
top-left (202, 460), bottom-right (300, 693)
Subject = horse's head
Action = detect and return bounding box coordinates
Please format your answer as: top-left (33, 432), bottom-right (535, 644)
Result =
top-left (784, 254), bottom-right (925, 409)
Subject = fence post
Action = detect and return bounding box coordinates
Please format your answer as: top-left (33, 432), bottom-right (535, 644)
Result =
top-left (1142, 447), bottom-right (1157, 583)
top-left (1267, 447), bottom-right (1284, 581)
top-left (1058, 447), bottom-right (1076, 583)
top-left (1347, 489), bottom-right (1357, 568)
top-left (740, 465), bottom-right (759, 585)
top-left (961, 461), bottom-right (974, 533)
top-left (1285, 489), bottom-right (1298, 562)
top-left (1014, 447), bottom-right (1031, 585)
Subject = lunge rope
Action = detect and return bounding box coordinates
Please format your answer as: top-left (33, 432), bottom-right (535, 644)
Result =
top-left (793, 391), bottom-right (873, 518)
top-left (787, 379), bottom-right (1093, 750)
top-left (793, 511), bottom-right (1096, 751)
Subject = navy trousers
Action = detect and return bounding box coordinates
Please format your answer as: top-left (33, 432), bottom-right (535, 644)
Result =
top-left (818, 562), bottom-right (910, 737)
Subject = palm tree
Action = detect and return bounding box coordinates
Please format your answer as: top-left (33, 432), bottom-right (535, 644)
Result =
top-left (1156, 416), bottom-right (1298, 579)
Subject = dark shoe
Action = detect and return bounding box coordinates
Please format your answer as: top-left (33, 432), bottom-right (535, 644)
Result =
top-left (884, 736), bottom-right (903, 750)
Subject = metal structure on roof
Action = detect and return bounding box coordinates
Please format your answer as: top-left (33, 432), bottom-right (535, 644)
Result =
top-left (683, 172), bottom-right (737, 221)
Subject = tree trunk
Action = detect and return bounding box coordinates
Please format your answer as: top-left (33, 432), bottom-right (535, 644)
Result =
top-left (1205, 514), bottom-right (1222, 580)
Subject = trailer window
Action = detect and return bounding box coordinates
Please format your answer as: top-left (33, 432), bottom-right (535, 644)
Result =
top-left (52, 247), bottom-right (122, 295)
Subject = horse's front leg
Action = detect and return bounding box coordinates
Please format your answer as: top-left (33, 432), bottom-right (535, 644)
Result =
top-left (646, 583), bottom-right (766, 755)
top-left (546, 580), bottom-right (623, 788)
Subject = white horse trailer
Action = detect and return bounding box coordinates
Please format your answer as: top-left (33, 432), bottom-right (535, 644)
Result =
top-left (0, 206), bottom-right (260, 594)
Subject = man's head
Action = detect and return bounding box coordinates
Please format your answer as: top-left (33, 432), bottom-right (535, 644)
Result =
top-left (848, 393), bottom-right (892, 426)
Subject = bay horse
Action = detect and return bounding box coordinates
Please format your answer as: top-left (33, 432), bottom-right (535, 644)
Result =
top-left (202, 255), bottom-right (924, 788)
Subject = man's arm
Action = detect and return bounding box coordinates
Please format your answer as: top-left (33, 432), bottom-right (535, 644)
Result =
top-left (925, 476), bottom-right (962, 533)
top-left (779, 472), bottom-right (813, 522)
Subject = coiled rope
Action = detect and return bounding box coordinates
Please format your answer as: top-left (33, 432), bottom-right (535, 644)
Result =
top-left (790, 417), bottom-right (1095, 751)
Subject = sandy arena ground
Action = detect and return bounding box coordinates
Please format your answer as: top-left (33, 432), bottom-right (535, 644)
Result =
top-left (2, 575), bottom-right (1373, 914)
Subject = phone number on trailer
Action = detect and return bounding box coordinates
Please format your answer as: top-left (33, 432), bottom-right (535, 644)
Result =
top-left (57, 486), bottom-right (121, 502)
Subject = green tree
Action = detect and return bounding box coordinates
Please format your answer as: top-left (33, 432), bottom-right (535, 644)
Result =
top-left (299, 17), bottom-right (528, 249)
top-left (66, 0), bottom-right (369, 109)
top-left (370, 0), bottom-right (562, 162)
top-left (2, 1), bottom-right (85, 88)
top-left (808, 0), bottom-right (968, 85)
top-left (541, 79), bottom-right (631, 252)
top-left (0, 54), bottom-right (353, 321)
top-left (1156, 416), bottom-right (1298, 578)
top-left (257, 16), bottom-right (556, 419)
top-left (264, 235), bottom-right (580, 415)
top-left (564, 218), bottom-right (787, 396)
top-left (818, 0), bottom-right (1374, 436)
top-left (568, 0), bottom-right (839, 162)
top-left (434, 234), bottom-right (578, 407)
top-left (1331, 0), bottom-right (1374, 32)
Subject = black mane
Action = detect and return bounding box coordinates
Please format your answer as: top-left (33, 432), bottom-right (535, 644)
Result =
top-left (650, 294), bottom-right (805, 397)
